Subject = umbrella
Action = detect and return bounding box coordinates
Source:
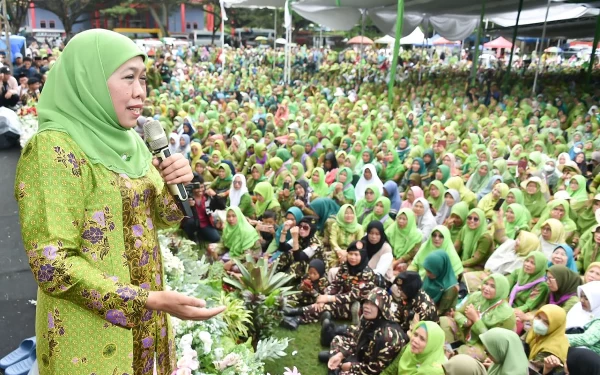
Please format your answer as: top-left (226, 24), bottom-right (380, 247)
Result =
top-left (255, 36), bottom-right (268, 41)
top-left (347, 36), bottom-right (374, 45)
top-left (545, 46), bottom-right (562, 53)
top-left (484, 37), bottom-right (513, 49)
top-left (433, 37), bottom-right (460, 45)
top-left (374, 35), bottom-right (395, 45)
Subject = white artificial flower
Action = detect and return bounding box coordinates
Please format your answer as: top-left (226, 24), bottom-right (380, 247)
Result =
top-left (179, 333), bottom-right (193, 348)
top-left (198, 331), bottom-right (213, 354)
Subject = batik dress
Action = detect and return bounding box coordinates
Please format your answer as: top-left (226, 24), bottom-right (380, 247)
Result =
top-left (15, 131), bottom-right (183, 375)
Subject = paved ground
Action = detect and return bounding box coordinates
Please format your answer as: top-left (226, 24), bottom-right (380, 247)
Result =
top-left (0, 146), bottom-right (37, 361)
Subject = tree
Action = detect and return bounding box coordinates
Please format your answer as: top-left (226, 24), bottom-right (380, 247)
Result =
top-left (32, 0), bottom-right (121, 40)
top-left (6, 0), bottom-right (30, 34)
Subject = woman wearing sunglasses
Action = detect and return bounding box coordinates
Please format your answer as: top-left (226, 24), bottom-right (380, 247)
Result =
top-left (408, 225), bottom-right (463, 280)
top-left (455, 208), bottom-right (493, 272)
top-left (276, 216), bottom-right (323, 281)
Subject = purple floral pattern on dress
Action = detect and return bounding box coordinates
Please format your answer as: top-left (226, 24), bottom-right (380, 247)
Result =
top-left (78, 207), bottom-right (115, 260)
top-left (116, 286), bottom-right (138, 302)
top-left (142, 337), bottom-right (154, 349)
top-left (132, 224), bottom-right (144, 237)
top-left (106, 309), bottom-right (127, 327)
top-left (53, 146), bottom-right (86, 177)
top-left (82, 227), bottom-right (103, 244)
top-left (43, 245), bottom-right (57, 260)
top-left (38, 264), bottom-right (55, 282)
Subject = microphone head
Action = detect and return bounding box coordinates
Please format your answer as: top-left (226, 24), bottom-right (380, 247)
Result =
top-left (137, 116), bottom-right (147, 127)
top-left (143, 120), bottom-right (169, 151)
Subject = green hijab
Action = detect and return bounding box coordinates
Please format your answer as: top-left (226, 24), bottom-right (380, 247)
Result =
top-left (37, 29), bottom-right (152, 178)
top-left (309, 167), bottom-right (329, 197)
top-left (481, 328), bottom-right (529, 375)
top-left (448, 201), bottom-right (469, 240)
top-left (385, 208), bottom-right (423, 259)
top-left (567, 175), bottom-right (589, 202)
top-left (505, 203), bottom-right (531, 240)
top-left (397, 321), bottom-right (447, 375)
top-left (516, 251), bottom-right (548, 287)
top-left (533, 199), bottom-right (577, 234)
top-left (221, 206), bottom-right (260, 258)
top-left (422, 250), bottom-right (458, 303)
top-left (335, 204), bottom-right (361, 234)
top-left (437, 165), bottom-right (450, 183)
top-left (427, 180), bottom-right (446, 212)
top-left (457, 208), bottom-right (488, 261)
top-left (502, 188), bottom-right (525, 210)
top-left (412, 225), bottom-right (464, 279)
top-left (254, 181), bottom-right (280, 217)
top-left (466, 161), bottom-right (492, 194)
top-left (522, 179), bottom-right (547, 218)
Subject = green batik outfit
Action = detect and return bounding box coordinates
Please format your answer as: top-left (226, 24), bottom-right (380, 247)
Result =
top-left (505, 251), bottom-right (549, 313)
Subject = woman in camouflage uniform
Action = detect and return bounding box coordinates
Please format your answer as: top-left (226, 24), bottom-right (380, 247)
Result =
top-left (299, 241), bottom-right (376, 324)
top-left (276, 216), bottom-right (323, 281)
top-left (326, 288), bottom-right (408, 375)
top-left (390, 271), bottom-right (439, 333)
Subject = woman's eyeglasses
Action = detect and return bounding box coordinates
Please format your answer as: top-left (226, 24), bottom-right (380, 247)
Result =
top-left (233, 181), bottom-right (243, 185)
top-left (467, 216), bottom-right (479, 222)
top-left (299, 224), bottom-right (311, 231)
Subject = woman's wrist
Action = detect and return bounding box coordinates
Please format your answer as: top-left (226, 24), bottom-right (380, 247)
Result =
top-left (146, 291), bottom-right (161, 310)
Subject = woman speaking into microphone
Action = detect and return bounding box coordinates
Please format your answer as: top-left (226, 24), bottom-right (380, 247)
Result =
top-left (14, 29), bottom-right (224, 375)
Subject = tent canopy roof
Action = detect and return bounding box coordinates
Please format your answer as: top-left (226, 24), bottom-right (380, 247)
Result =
top-left (484, 36), bottom-right (513, 49)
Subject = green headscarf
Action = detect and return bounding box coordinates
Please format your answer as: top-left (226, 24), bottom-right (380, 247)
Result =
top-left (422, 250), bottom-right (458, 303)
top-left (397, 321), bottom-right (447, 375)
top-left (522, 178), bottom-right (547, 218)
top-left (457, 208), bottom-right (488, 261)
top-left (361, 196), bottom-right (391, 231)
top-left (481, 328), bottom-right (529, 375)
top-left (466, 161), bottom-right (492, 194)
top-left (502, 188), bottom-right (525, 210)
top-left (516, 251), bottom-right (548, 288)
top-left (385, 208), bottom-right (423, 259)
top-left (412, 225), bottom-right (464, 279)
top-left (533, 199), bottom-right (577, 234)
top-left (567, 175), bottom-right (589, 202)
top-left (505, 203), bottom-right (531, 239)
top-left (448, 201), bottom-right (469, 240)
top-left (37, 29), bottom-right (152, 178)
top-left (221, 206), bottom-right (260, 258)
top-left (437, 165), bottom-right (450, 184)
top-left (335, 204), bottom-right (361, 234)
top-left (254, 181), bottom-right (280, 217)
top-left (309, 167), bottom-right (329, 197)
top-left (329, 167), bottom-right (356, 201)
top-left (427, 180), bottom-right (446, 212)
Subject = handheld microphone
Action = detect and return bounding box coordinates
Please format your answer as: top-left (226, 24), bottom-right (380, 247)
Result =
top-left (142, 120), bottom-right (193, 218)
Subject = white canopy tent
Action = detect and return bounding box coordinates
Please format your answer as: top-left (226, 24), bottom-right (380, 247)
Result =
top-left (488, 3), bottom-right (599, 27)
top-left (399, 27), bottom-right (427, 45)
top-left (374, 35), bottom-right (396, 44)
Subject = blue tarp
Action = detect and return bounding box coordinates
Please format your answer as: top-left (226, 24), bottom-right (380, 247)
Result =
top-left (0, 35), bottom-right (27, 63)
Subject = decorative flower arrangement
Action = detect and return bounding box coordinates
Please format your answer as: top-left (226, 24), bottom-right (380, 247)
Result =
top-left (159, 231), bottom-right (293, 375)
top-left (17, 113), bottom-right (39, 148)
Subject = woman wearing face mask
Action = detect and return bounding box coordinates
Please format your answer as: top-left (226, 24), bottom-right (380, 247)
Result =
top-left (577, 225), bottom-right (600, 274)
top-left (298, 241), bottom-right (375, 326)
top-left (566, 281), bottom-right (600, 333)
top-left (547, 264), bottom-right (582, 313)
top-left (409, 226), bottom-right (464, 279)
top-left (479, 328), bottom-right (529, 375)
top-left (455, 208), bottom-right (493, 272)
top-left (440, 274), bottom-right (516, 361)
top-left (390, 271), bottom-right (439, 333)
top-left (525, 304), bottom-right (569, 374)
top-left (413, 198), bottom-right (437, 243)
top-left (380, 321), bottom-right (447, 375)
top-left (542, 160), bottom-right (560, 192)
top-left (422, 250), bottom-right (459, 316)
top-left (325, 288), bottom-right (408, 375)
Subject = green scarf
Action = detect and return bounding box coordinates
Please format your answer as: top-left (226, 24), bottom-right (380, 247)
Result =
top-left (522, 180), bottom-right (546, 218)
top-left (567, 175), bottom-right (589, 202)
top-left (427, 180), bottom-right (446, 212)
top-left (309, 167), bottom-right (330, 197)
top-left (481, 328), bottom-right (529, 375)
top-left (254, 181), bottom-right (280, 217)
top-left (221, 206), bottom-right (260, 258)
top-left (423, 250), bottom-right (458, 303)
top-left (533, 199), bottom-right (577, 234)
top-left (361, 196), bottom-right (391, 231)
top-left (502, 188), bottom-right (525, 210)
top-left (412, 225), bottom-right (464, 279)
top-left (466, 161), bottom-right (492, 194)
top-left (37, 29), bottom-right (152, 178)
top-left (335, 204), bottom-right (362, 234)
top-left (505, 204), bottom-right (531, 240)
top-left (457, 208), bottom-right (488, 261)
top-left (397, 321), bottom-right (447, 375)
top-left (385, 208), bottom-right (423, 259)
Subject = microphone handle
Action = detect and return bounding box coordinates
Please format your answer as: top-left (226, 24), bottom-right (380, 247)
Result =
top-left (155, 148), bottom-right (189, 201)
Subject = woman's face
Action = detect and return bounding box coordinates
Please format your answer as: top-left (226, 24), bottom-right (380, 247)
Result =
top-left (344, 158), bottom-right (353, 168)
top-left (551, 248), bottom-right (568, 266)
top-left (397, 214), bottom-right (408, 229)
top-left (407, 189), bottom-right (415, 203)
top-left (338, 172), bottom-right (348, 184)
top-left (576, 153), bottom-right (585, 163)
top-left (523, 256), bottom-right (536, 275)
top-left (410, 327), bottom-right (428, 354)
top-left (354, 143), bottom-right (362, 153)
top-left (226, 209), bottom-right (237, 225)
top-left (364, 168), bottom-right (372, 180)
top-left (586, 266), bottom-right (600, 283)
top-left (347, 250), bottom-right (361, 266)
top-left (491, 186), bottom-right (502, 200)
top-left (180, 137), bottom-right (188, 147)
top-left (305, 143), bottom-right (312, 153)
top-left (291, 166), bottom-right (299, 177)
top-left (368, 227), bottom-right (382, 244)
top-left (299, 222), bottom-right (311, 238)
top-left (255, 192), bottom-right (265, 202)
top-left (251, 168), bottom-right (260, 180)
top-left (286, 213), bottom-right (297, 226)
top-left (526, 182), bottom-right (538, 195)
top-left (506, 208), bottom-right (515, 223)
top-left (218, 168), bottom-right (226, 179)
top-left (423, 154), bottom-right (431, 164)
top-left (478, 165), bottom-right (488, 176)
top-left (541, 224), bottom-right (552, 241)
top-left (435, 169), bottom-right (443, 181)
top-left (107, 57), bottom-right (147, 128)
top-left (344, 207), bottom-right (355, 223)
top-left (444, 193), bottom-right (455, 206)
top-left (559, 155), bottom-right (566, 164)
top-left (462, 143), bottom-right (469, 152)
top-left (570, 179), bottom-right (579, 192)
top-left (411, 161), bottom-right (420, 172)
top-left (481, 278), bottom-right (497, 300)
top-left (365, 188), bottom-right (376, 203)
top-left (362, 152), bottom-right (371, 163)
top-left (535, 144), bottom-right (543, 152)
top-left (312, 171), bottom-right (321, 184)
top-left (431, 230), bottom-right (444, 248)
top-left (547, 272), bottom-right (559, 292)
top-left (467, 212), bottom-right (480, 230)
top-left (295, 184), bottom-right (305, 197)
top-left (212, 154), bottom-right (220, 164)
top-left (550, 204), bottom-right (566, 220)
top-left (362, 300), bottom-right (379, 320)
top-left (429, 185), bottom-right (439, 199)
top-left (170, 137), bottom-right (176, 145)
top-left (581, 291), bottom-right (591, 312)
top-left (399, 138), bottom-right (407, 149)
top-left (443, 155), bottom-right (452, 167)
top-left (506, 192), bottom-right (516, 205)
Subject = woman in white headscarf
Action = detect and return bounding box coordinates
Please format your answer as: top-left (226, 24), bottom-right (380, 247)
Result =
top-left (435, 189), bottom-right (460, 225)
top-left (168, 132), bottom-right (180, 155)
top-left (354, 163), bottom-right (384, 201)
top-left (227, 173), bottom-right (255, 218)
top-left (413, 197), bottom-right (437, 243)
top-left (566, 281), bottom-right (600, 332)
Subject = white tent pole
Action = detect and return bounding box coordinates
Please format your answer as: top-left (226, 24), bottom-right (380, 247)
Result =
top-left (532, 0), bottom-right (551, 95)
top-left (358, 9), bottom-right (366, 84)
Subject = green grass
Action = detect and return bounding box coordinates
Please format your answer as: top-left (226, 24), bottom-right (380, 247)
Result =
top-left (263, 324), bottom-right (329, 375)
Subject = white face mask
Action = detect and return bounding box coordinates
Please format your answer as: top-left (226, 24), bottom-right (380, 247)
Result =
top-left (544, 165), bottom-right (555, 173)
top-left (533, 318), bottom-right (549, 335)
top-left (574, 147), bottom-right (582, 154)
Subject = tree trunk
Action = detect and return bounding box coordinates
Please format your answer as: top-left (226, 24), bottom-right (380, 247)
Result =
top-left (148, 6), bottom-right (167, 37)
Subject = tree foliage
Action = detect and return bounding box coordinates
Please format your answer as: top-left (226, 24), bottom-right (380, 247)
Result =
top-left (5, 0), bottom-right (30, 34)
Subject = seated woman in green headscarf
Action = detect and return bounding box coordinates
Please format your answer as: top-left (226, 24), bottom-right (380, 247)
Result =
top-left (440, 273), bottom-right (516, 361)
top-left (423, 148), bottom-right (438, 182)
top-left (386, 209), bottom-right (423, 275)
top-left (427, 180), bottom-right (446, 214)
top-left (275, 170), bottom-right (297, 212)
top-left (207, 163), bottom-right (233, 200)
top-left (502, 187), bottom-right (526, 210)
top-left (327, 167), bottom-right (355, 206)
top-left (308, 167), bottom-right (329, 198)
top-left (409, 226), bottom-right (464, 279)
top-left (380, 321), bottom-right (447, 375)
top-left (505, 251), bottom-right (549, 322)
top-left (265, 157), bottom-right (285, 184)
top-left (399, 157), bottom-right (429, 193)
top-left (361, 196), bottom-right (393, 232)
top-left (521, 177), bottom-right (550, 222)
top-left (479, 328), bottom-right (529, 375)
top-left (326, 204), bottom-right (365, 270)
top-left (207, 150), bottom-right (223, 178)
top-left (423, 250), bottom-right (459, 316)
top-left (254, 181), bottom-right (281, 221)
top-left (380, 148), bottom-right (405, 183)
top-left (246, 163), bottom-right (267, 195)
top-left (477, 182), bottom-right (509, 220)
top-left (445, 201), bottom-right (469, 242)
top-left (193, 159), bottom-right (214, 183)
top-left (215, 207), bottom-right (262, 268)
top-left (576, 224), bottom-right (600, 275)
top-left (355, 184), bottom-right (382, 225)
top-left (455, 208), bottom-right (494, 272)
top-left (532, 199), bottom-right (577, 238)
top-left (465, 161), bottom-right (492, 198)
